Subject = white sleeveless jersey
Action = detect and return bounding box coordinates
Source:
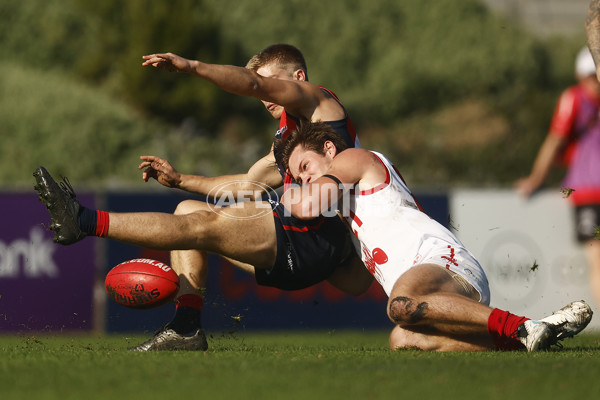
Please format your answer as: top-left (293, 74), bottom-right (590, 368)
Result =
top-left (342, 152), bottom-right (490, 304)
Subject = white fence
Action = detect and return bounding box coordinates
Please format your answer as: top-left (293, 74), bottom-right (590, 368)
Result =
top-left (451, 189), bottom-right (598, 330)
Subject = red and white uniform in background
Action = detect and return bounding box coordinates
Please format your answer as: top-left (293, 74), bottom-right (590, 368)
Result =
top-left (343, 151), bottom-right (491, 304)
top-left (549, 83), bottom-right (600, 206)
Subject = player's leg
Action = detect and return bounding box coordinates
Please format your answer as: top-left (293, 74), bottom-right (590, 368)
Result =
top-left (389, 324), bottom-right (492, 352)
top-left (34, 166), bottom-right (277, 351)
top-left (386, 263), bottom-right (497, 351)
top-left (130, 206), bottom-right (213, 351)
top-left (34, 165), bottom-right (277, 265)
top-left (106, 203), bottom-right (277, 266)
top-left (128, 199), bottom-right (276, 352)
top-left (387, 263), bottom-right (593, 351)
top-left (131, 199), bottom-right (268, 351)
top-left (130, 200), bottom-right (211, 351)
top-left (171, 246), bottom-right (209, 297)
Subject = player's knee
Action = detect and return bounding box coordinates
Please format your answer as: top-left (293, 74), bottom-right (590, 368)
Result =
top-left (174, 200), bottom-right (204, 216)
top-left (389, 326), bottom-right (411, 350)
top-left (174, 208), bottom-right (219, 245)
top-left (387, 295), bottom-right (429, 326)
top-left (388, 325), bottom-right (431, 351)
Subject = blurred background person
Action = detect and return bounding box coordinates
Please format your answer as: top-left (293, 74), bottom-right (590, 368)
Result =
top-left (516, 46), bottom-right (600, 309)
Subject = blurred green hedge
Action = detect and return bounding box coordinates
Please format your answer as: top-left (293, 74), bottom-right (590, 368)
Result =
top-left (0, 0), bottom-right (585, 187)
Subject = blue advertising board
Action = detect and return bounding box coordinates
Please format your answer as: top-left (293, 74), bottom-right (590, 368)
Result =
top-left (0, 192), bottom-right (96, 331)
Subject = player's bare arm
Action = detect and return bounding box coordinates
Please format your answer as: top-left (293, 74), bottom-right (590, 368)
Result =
top-left (245, 149), bottom-right (283, 189)
top-left (515, 134), bottom-right (565, 198)
top-left (142, 52), bottom-right (344, 122)
top-left (586, 0), bottom-right (600, 79)
top-left (282, 148), bottom-right (384, 219)
top-left (139, 152), bottom-right (282, 198)
top-left (143, 53), bottom-right (271, 99)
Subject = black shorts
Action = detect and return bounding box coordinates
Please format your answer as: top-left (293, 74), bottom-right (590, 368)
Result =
top-left (574, 204), bottom-right (600, 243)
top-left (255, 202), bottom-right (353, 290)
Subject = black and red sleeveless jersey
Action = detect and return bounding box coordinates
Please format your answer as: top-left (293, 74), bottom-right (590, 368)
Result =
top-left (273, 86), bottom-right (360, 189)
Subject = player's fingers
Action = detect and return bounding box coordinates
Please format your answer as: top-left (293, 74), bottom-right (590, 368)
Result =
top-left (141, 56), bottom-right (161, 66)
top-left (139, 156), bottom-right (158, 169)
top-left (142, 56), bottom-right (169, 67)
top-left (142, 166), bottom-right (157, 182)
top-left (148, 53), bottom-right (170, 62)
top-left (153, 158), bottom-right (172, 168)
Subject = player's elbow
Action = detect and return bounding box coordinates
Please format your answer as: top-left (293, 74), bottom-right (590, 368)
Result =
top-left (289, 199), bottom-right (322, 220)
top-left (282, 188), bottom-right (323, 219)
top-left (237, 180), bottom-right (268, 200)
top-left (246, 73), bottom-right (266, 97)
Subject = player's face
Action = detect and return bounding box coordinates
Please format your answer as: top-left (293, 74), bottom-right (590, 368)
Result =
top-left (256, 63), bottom-right (295, 119)
top-left (288, 145), bottom-right (333, 185)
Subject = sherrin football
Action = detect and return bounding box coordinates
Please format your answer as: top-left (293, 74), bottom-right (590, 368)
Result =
top-left (105, 258), bottom-right (179, 309)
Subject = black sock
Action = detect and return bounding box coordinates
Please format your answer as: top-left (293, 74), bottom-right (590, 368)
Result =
top-left (168, 306), bottom-right (202, 334)
top-left (77, 206), bottom-right (97, 236)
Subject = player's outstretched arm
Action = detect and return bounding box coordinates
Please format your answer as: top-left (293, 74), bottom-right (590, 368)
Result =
top-left (142, 52), bottom-right (325, 118)
top-left (139, 152), bottom-right (282, 198)
top-left (586, 0), bottom-right (600, 80)
top-left (143, 52), bottom-right (260, 96)
top-left (142, 52), bottom-right (196, 73)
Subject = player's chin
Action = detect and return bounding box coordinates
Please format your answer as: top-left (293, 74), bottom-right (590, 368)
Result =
top-left (269, 108), bottom-right (283, 119)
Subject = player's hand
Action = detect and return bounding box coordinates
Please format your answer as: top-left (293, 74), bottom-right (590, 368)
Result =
top-left (142, 52), bottom-right (193, 73)
top-left (514, 177), bottom-right (536, 199)
top-left (139, 155), bottom-right (182, 188)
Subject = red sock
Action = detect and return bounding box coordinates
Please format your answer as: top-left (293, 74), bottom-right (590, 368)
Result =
top-left (176, 294), bottom-right (204, 311)
top-left (95, 210), bottom-right (110, 237)
top-left (487, 308), bottom-right (529, 351)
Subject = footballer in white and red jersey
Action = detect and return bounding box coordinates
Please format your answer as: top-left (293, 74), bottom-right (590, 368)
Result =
top-left (343, 151), bottom-right (490, 303)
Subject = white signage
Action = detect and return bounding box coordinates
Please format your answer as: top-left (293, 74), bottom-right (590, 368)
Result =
top-left (450, 189), bottom-right (598, 330)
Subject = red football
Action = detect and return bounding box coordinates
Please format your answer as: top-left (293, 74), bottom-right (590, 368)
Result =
top-left (105, 258), bottom-right (180, 309)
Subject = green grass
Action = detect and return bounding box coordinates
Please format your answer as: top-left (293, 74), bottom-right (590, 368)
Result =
top-left (1, 330), bottom-right (599, 400)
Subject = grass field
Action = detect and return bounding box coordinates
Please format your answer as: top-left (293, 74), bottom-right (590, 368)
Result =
top-left (1, 330), bottom-right (600, 400)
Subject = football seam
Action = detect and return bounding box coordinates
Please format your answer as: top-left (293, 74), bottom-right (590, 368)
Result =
top-left (107, 271), bottom-right (179, 284)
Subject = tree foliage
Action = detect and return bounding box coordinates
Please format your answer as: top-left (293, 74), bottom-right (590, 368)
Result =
top-left (0, 0), bottom-right (585, 186)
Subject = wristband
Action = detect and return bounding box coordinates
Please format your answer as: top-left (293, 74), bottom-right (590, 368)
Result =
top-left (323, 174), bottom-right (343, 187)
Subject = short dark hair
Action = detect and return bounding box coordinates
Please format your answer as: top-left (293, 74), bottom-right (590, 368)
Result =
top-left (246, 44), bottom-right (309, 80)
top-left (275, 121), bottom-right (349, 173)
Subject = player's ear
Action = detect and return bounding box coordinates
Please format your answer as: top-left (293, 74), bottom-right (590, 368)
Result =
top-left (293, 69), bottom-right (307, 81)
top-left (323, 141), bottom-right (337, 159)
